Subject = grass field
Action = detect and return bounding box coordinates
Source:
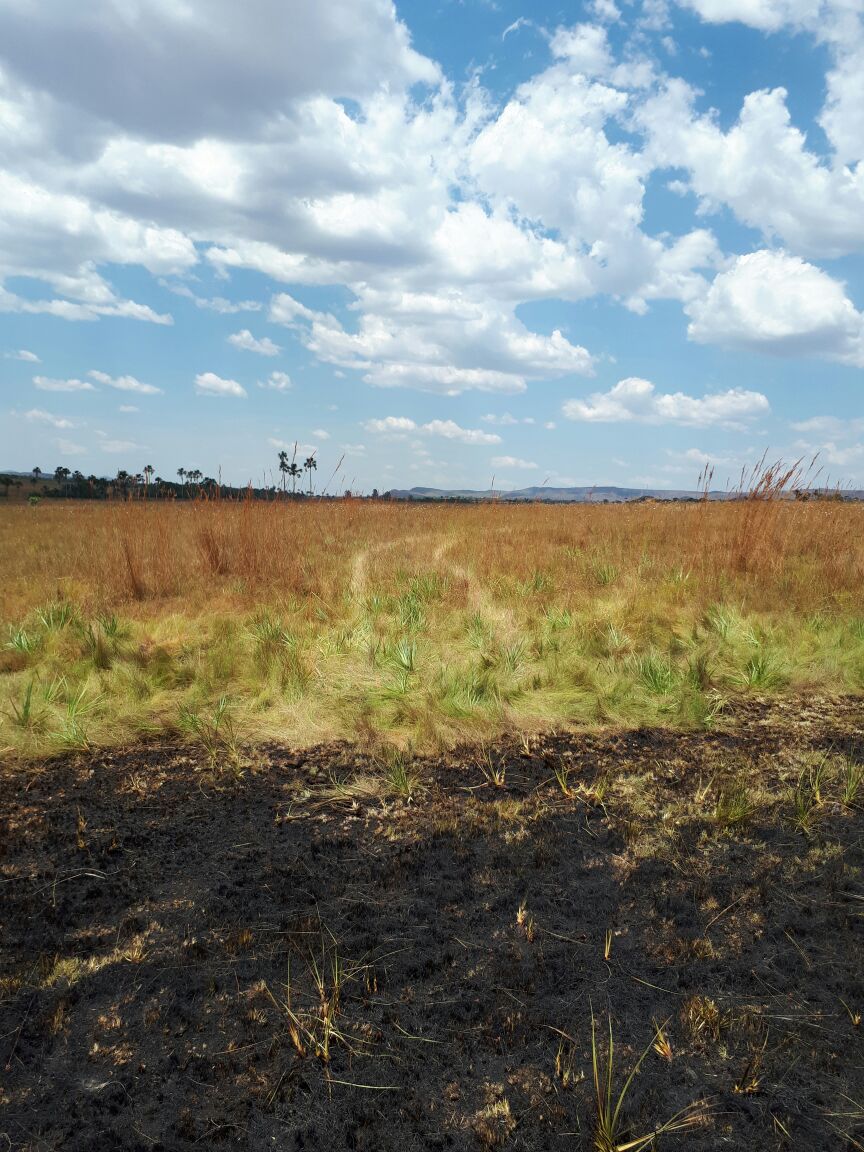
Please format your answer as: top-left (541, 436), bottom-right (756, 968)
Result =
top-left (2, 495), bottom-right (864, 763)
top-left (2, 494), bottom-right (864, 1150)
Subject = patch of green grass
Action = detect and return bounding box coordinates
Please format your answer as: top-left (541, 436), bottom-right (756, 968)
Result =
top-left (590, 1009), bottom-right (710, 1152)
top-left (841, 757), bottom-right (863, 807)
top-left (635, 652), bottom-right (678, 695)
top-left (178, 695), bottom-right (242, 774)
top-left (714, 785), bottom-right (754, 830)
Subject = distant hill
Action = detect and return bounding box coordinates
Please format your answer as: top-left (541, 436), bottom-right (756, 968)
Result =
top-left (388, 485), bottom-right (728, 503)
top-left (387, 485), bottom-right (864, 503)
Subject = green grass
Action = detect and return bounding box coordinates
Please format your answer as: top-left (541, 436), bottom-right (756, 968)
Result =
top-left (2, 502), bottom-right (864, 761)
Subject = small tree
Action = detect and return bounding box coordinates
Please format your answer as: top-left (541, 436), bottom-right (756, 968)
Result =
top-left (278, 450), bottom-right (289, 493)
top-left (304, 455), bottom-right (317, 495)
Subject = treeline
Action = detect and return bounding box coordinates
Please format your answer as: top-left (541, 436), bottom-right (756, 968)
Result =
top-left (0, 464), bottom-right (389, 502)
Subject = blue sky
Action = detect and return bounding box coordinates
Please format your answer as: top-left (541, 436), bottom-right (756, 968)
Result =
top-left (1, 0), bottom-right (862, 492)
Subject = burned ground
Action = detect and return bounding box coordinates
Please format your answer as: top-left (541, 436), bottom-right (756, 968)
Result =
top-left (2, 697), bottom-right (863, 1150)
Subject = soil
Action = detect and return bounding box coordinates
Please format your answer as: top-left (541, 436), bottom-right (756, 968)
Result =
top-left (2, 696), bottom-right (863, 1151)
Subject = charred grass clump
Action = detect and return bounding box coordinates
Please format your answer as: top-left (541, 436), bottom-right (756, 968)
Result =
top-left (1, 487), bottom-right (864, 761)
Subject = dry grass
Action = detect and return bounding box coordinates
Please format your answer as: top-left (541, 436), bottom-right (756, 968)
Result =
top-left (1, 495), bottom-right (863, 760)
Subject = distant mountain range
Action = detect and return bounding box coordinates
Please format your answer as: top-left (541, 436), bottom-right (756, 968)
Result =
top-left (387, 485), bottom-right (864, 503)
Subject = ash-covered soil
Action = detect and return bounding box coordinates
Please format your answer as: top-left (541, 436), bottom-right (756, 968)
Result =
top-left (2, 697), bottom-right (863, 1151)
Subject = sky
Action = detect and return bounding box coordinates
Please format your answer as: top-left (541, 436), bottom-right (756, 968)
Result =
top-left (1, 0), bottom-right (862, 493)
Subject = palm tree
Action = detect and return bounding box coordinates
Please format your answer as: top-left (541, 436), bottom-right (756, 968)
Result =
top-left (278, 450), bottom-right (289, 494)
top-left (31, 466), bottom-right (41, 487)
top-left (288, 461), bottom-right (302, 495)
top-left (143, 464), bottom-right (154, 499)
top-left (177, 467), bottom-right (186, 493)
top-left (304, 455), bottom-right (317, 496)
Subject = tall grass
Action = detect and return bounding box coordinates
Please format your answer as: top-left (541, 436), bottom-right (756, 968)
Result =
top-left (1, 486), bottom-right (862, 759)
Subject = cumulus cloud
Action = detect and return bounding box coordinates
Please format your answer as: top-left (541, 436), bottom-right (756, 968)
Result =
top-left (638, 83), bottom-right (864, 258)
top-left (675, 0), bottom-right (822, 32)
top-left (363, 416), bottom-right (418, 434)
top-left (686, 250), bottom-right (864, 366)
top-left (194, 372), bottom-right (247, 398)
top-left (227, 329), bottom-right (281, 356)
top-left (33, 375), bottom-right (95, 392)
top-left (5, 348), bottom-right (39, 362)
top-left (424, 420), bottom-right (502, 445)
top-left (563, 377), bottom-right (770, 426)
top-left (0, 0), bottom-right (438, 143)
top-left (88, 370), bottom-right (162, 394)
top-left (0, 0), bottom-right (861, 446)
top-left (21, 408), bottom-right (74, 428)
top-left (272, 284), bottom-right (595, 395)
top-left (257, 371), bottom-right (292, 391)
top-left (363, 416), bottom-right (502, 444)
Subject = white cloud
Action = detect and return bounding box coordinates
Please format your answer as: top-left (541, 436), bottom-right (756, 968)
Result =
top-left (0, 171), bottom-right (187, 323)
top-left (56, 438), bottom-right (86, 455)
top-left (423, 419), bottom-right (502, 445)
top-left (0, 0), bottom-right (438, 142)
top-left (159, 282), bottom-right (263, 313)
top-left (638, 83), bottom-right (864, 258)
top-left (491, 455), bottom-right (539, 469)
top-left (257, 371), bottom-right (292, 391)
top-left (363, 416), bottom-right (502, 444)
top-left (22, 408), bottom-right (74, 428)
top-left (549, 24), bottom-right (615, 77)
top-left (269, 293), bottom-right (318, 327)
top-left (5, 348), bottom-right (39, 362)
top-left (676, 0), bottom-right (822, 33)
top-left (503, 17), bottom-right (533, 39)
top-left (0, 0), bottom-right (861, 448)
top-left (590, 0), bottom-right (621, 22)
top-left (311, 428), bottom-right (331, 440)
top-left (118, 404), bottom-right (139, 413)
top-left (273, 281), bottom-right (595, 396)
top-left (33, 375), bottom-right (95, 392)
top-left (228, 329), bottom-right (281, 356)
top-left (820, 40), bottom-right (864, 165)
top-left (88, 370), bottom-right (162, 395)
top-left (790, 415), bottom-right (864, 438)
top-left (563, 376), bottom-right (770, 426)
top-left (194, 372), bottom-right (247, 398)
top-left (687, 250), bottom-right (864, 366)
top-left (363, 416), bottom-right (418, 434)
top-left (482, 413), bottom-right (519, 425)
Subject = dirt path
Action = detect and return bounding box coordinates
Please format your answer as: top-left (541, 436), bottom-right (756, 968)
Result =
top-left (349, 530), bottom-right (516, 637)
top-left (432, 536), bottom-right (517, 637)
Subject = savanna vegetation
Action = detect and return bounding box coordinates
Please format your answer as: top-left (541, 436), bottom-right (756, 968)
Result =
top-left (2, 484), bottom-right (863, 1151)
top-left (1, 490), bottom-right (862, 762)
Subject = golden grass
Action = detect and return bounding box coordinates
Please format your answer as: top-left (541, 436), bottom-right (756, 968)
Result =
top-left (1, 496), bottom-right (863, 761)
